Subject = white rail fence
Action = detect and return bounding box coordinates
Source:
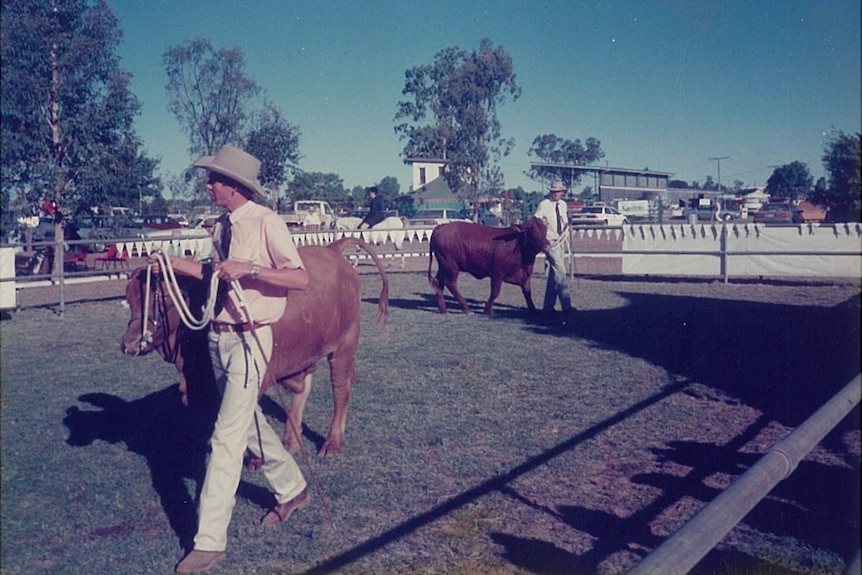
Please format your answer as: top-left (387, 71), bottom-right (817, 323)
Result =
top-left (627, 374), bottom-right (861, 575)
top-left (1, 222), bottom-right (860, 312)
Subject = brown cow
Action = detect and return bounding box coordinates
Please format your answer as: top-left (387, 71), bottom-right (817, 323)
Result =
top-left (427, 217), bottom-right (547, 314)
top-left (121, 237), bottom-right (389, 456)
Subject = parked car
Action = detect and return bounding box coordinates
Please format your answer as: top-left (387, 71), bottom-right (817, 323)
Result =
top-left (75, 215), bottom-right (147, 252)
top-left (143, 213), bottom-right (220, 241)
top-left (459, 208), bottom-right (503, 227)
top-left (753, 203), bottom-right (797, 225)
top-left (570, 205), bottom-right (628, 227)
top-left (133, 214), bottom-right (184, 230)
top-left (29, 217), bottom-right (59, 243)
top-left (795, 201), bottom-right (828, 223)
top-left (408, 208), bottom-right (470, 227)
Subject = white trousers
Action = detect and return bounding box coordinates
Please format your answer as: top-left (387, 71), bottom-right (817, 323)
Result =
top-left (194, 326), bottom-right (306, 551)
top-left (542, 242), bottom-right (573, 312)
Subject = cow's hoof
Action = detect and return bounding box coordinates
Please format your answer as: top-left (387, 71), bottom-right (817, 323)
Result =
top-left (318, 439), bottom-right (343, 456)
top-left (244, 455), bottom-right (264, 472)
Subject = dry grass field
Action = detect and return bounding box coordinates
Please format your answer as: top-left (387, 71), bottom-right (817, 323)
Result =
top-left (1, 261), bottom-right (859, 575)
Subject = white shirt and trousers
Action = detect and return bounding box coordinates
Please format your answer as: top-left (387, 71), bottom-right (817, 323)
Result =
top-left (194, 201), bottom-right (307, 552)
top-left (534, 197), bottom-right (574, 313)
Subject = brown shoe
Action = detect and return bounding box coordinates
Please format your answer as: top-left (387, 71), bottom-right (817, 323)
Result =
top-left (176, 549), bottom-right (226, 573)
top-left (261, 488), bottom-right (309, 527)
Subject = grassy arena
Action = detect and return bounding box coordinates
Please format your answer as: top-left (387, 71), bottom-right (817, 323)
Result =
top-left (1, 266), bottom-right (859, 575)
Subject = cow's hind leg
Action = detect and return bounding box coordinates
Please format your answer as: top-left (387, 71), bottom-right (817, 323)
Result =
top-left (280, 373), bottom-right (313, 455)
top-left (429, 273), bottom-right (448, 313)
top-left (322, 348), bottom-right (356, 456)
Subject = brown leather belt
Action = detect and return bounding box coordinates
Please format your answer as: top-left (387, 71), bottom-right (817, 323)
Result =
top-left (210, 321), bottom-right (264, 333)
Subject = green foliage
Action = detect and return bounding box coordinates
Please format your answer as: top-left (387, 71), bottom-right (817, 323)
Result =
top-left (765, 161), bottom-right (813, 202)
top-left (394, 38), bottom-right (520, 201)
top-left (526, 134), bottom-right (605, 188)
top-left (245, 100), bottom-right (302, 205)
top-left (1, 0), bottom-right (159, 217)
top-left (810, 129), bottom-right (861, 221)
top-left (288, 171), bottom-right (349, 206)
top-left (162, 38), bottom-right (260, 157)
top-left (375, 176), bottom-right (401, 202)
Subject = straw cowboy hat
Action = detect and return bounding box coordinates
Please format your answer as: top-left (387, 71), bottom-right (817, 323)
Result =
top-left (193, 145), bottom-right (266, 198)
top-left (549, 180), bottom-right (566, 193)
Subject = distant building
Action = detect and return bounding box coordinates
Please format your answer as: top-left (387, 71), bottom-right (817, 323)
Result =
top-left (529, 162), bottom-right (753, 209)
top-left (531, 162), bottom-right (675, 203)
top-left (402, 157), bottom-right (463, 211)
top-left (406, 157), bottom-right (447, 191)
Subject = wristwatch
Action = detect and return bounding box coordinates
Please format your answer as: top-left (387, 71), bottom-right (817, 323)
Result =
top-left (251, 264), bottom-right (261, 279)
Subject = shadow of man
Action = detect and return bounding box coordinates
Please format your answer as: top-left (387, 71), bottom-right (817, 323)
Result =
top-left (63, 385), bottom-right (216, 550)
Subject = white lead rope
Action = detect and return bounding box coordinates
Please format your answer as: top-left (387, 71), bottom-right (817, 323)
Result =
top-left (142, 251), bottom-right (221, 347)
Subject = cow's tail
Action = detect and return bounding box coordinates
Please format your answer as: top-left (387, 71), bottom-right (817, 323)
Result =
top-left (328, 237), bottom-right (390, 327)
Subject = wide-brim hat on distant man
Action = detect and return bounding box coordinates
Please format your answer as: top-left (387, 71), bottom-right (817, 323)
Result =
top-left (549, 180), bottom-right (566, 193)
top-left (193, 145), bottom-right (266, 198)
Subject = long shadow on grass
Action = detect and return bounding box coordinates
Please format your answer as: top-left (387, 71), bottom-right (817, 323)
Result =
top-left (63, 385), bottom-right (217, 551)
top-left (299, 377), bottom-right (690, 575)
top-left (494, 413), bottom-right (859, 573)
top-left (382, 285), bottom-right (860, 572)
top-left (529, 290), bottom-right (860, 427)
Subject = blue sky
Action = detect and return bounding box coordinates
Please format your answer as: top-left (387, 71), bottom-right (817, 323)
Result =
top-left (108, 0), bottom-right (861, 195)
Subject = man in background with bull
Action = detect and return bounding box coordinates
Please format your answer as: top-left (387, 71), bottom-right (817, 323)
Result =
top-left (534, 180), bottom-right (575, 321)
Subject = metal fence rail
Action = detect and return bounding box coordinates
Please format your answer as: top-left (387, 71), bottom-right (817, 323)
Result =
top-left (627, 374), bottom-right (862, 575)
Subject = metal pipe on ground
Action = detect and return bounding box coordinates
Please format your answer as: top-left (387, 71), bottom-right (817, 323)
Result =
top-left (627, 374), bottom-right (861, 575)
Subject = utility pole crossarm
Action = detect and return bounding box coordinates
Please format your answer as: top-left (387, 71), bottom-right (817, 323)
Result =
top-left (708, 156), bottom-right (729, 192)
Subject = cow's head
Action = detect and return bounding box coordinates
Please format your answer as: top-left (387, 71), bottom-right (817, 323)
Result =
top-left (121, 267), bottom-right (186, 359)
top-left (514, 216), bottom-right (548, 256)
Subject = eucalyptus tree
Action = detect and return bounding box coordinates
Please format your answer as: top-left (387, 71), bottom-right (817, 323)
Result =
top-left (810, 129), bottom-right (861, 221)
top-left (526, 134), bottom-right (605, 190)
top-left (765, 161), bottom-right (813, 202)
top-left (1, 0), bottom-right (159, 246)
top-left (288, 171), bottom-right (349, 206)
top-left (162, 38), bottom-right (260, 159)
top-left (394, 38), bottom-right (520, 205)
top-left (245, 101), bottom-right (302, 210)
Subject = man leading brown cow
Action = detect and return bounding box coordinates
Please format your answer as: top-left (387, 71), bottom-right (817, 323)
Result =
top-left (157, 145), bottom-right (310, 573)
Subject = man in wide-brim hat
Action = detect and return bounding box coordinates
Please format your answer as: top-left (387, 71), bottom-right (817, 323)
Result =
top-left (155, 145), bottom-right (312, 573)
top-left (534, 179), bottom-right (575, 321)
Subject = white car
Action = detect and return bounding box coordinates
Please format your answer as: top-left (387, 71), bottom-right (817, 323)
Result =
top-left (570, 205), bottom-right (628, 227)
top-left (408, 208), bottom-right (470, 227)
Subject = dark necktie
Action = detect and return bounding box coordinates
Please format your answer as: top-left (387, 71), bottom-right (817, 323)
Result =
top-left (555, 202), bottom-right (564, 235)
top-left (215, 214), bottom-right (232, 314)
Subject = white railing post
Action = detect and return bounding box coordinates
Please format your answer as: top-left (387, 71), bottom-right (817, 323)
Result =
top-left (628, 374), bottom-right (861, 575)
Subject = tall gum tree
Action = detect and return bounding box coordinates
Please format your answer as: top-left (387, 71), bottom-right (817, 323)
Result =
top-left (1, 0), bottom-right (156, 268)
top-left (394, 38), bottom-right (520, 208)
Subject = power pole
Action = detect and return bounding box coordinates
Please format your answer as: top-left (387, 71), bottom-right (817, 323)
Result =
top-left (708, 156), bottom-right (729, 193)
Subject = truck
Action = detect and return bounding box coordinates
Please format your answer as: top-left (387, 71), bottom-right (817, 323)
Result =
top-left (613, 199), bottom-right (651, 220)
top-left (683, 196), bottom-right (741, 222)
top-left (280, 200), bottom-right (336, 229)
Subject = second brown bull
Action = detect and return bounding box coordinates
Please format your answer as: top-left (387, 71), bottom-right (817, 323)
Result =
top-left (427, 217), bottom-right (547, 314)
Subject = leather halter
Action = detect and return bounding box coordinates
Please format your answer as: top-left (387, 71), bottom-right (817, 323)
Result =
top-left (129, 271), bottom-right (178, 362)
